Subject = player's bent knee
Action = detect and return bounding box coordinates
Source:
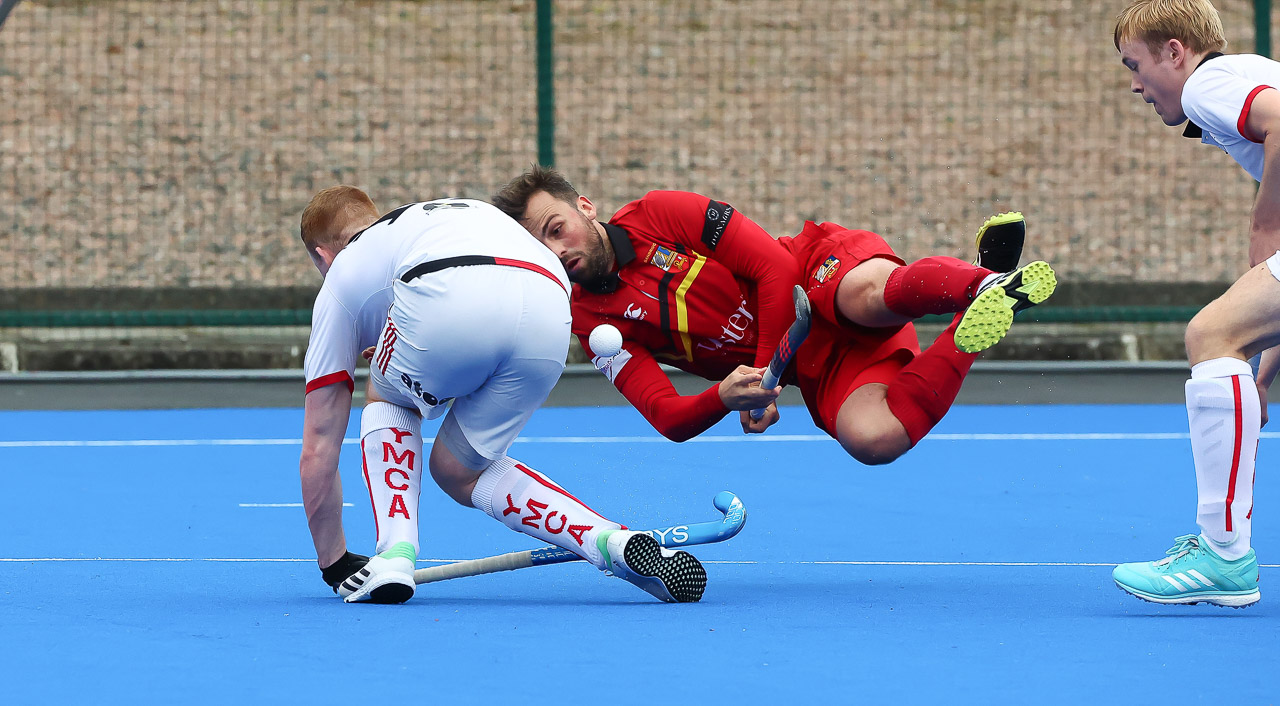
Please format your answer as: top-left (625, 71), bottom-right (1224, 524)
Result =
top-left (838, 430), bottom-right (909, 466)
top-left (428, 441), bottom-right (483, 507)
top-left (836, 257), bottom-right (901, 327)
top-left (1185, 305), bottom-right (1243, 362)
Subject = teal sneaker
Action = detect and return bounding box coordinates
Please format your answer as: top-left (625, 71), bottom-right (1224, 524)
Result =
top-left (338, 541), bottom-right (417, 604)
top-left (953, 260), bottom-right (1056, 354)
top-left (597, 530), bottom-right (707, 603)
top-left (1113, 534), bottom-right (1260, 608)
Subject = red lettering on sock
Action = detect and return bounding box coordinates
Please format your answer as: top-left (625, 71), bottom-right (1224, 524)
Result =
top-left (567, 524), bottom-right (593, 547)
top-left (544, 511), bottom-right (567, 534)
top-left (382, 442), bottom-right (415, 471)
top-left (384, 468), bottom-right (409, 491)
top-left (388, 494), bottom-right (410, 519)
top-left (502, 494), bottom-right (521, 517)
top-left (522, 499), bottom-right (547, 529)
top-left (389, 427), bottom-right (413, 444)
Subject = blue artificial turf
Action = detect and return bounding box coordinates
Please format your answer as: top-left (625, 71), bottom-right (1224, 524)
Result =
top-left (1, 404), bottom-right (1275, 703)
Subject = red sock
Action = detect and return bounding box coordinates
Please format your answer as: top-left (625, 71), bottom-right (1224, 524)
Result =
top-left (885, 313), bottom-right (976, 445)
top-left (882, 257), bottom-right (992, 318)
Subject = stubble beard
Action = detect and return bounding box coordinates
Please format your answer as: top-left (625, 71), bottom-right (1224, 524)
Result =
top-left (571, 216), bottom-right (618, 294)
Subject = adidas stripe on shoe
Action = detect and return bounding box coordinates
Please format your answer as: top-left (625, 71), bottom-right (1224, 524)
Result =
top-left (339, 541), bottom-right (417, 604)
top-left (1113, 534), bottom-right (1260, 608)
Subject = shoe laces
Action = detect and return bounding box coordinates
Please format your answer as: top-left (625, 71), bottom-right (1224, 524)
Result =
top-left (1153, 534), bottom-right (1203, 567)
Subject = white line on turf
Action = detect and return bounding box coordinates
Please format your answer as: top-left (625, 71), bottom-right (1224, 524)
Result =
top-left (7, 432), bottom-right (1280, 448)
top-left (1, 557), bottom-right (1276, 568)
top-left (239, 503), bottom-right (353, 508)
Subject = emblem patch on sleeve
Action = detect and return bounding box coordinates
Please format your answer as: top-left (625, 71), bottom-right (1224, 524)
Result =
top-left (644, 244), bottom-right (691, 273)
top-left (701, 200), bottom-right (734, 251)
top-left (814, 255), bottom-right (841, 283)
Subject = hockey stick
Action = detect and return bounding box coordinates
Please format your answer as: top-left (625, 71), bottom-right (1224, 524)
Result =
top-left (749, 285), bottom-right (812, 420)
top-left (413, 491), bottom-right (747, 585)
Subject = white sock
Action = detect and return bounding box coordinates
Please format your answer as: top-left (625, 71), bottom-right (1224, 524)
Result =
top-left (359, 401), bottom-right (424, 556)
top-left (470, 456), bottom-right (621, 568)
top-left (1186, 357), bottom-right (1258, 560)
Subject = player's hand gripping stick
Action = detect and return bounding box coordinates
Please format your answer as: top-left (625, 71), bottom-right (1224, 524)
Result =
top-left (749, 285), bottom-right (812, 420)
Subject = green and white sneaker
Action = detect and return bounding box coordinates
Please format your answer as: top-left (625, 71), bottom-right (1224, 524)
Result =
top-left (973, 211), bottom-right (1025, 273)
top-left (1113, 534), bottom-right (1260, 608)
top-left (953, 260), bottom-right (1056, 354)
top-left (338, 541), bottom-right (416, 604)
top-left (598, 530), bottom-right (707, 603)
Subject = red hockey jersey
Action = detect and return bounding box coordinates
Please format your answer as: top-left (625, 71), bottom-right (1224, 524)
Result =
top-left (571, 190), bottom-right (801, 441)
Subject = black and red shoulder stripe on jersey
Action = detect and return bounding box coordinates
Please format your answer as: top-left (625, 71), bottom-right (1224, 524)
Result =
top-left (400, 255), bottom-right (566, 294)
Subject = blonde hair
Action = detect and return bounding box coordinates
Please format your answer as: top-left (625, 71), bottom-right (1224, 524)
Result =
top-left (1114, 0), bottom-right (1227, 54)
top-left (299, 185), bottom-right (378, 254)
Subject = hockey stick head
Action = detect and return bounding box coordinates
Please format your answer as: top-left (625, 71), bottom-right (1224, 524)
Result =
top-left (790, 284), bottom-right (811, 335)
top-left (710, 490), bottom-right (747, 541)
top-left (645, 491), bottom-right (748, 548)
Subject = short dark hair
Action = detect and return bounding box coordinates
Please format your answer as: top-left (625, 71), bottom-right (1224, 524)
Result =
top-left (492, 164), bottom-right (581, 223)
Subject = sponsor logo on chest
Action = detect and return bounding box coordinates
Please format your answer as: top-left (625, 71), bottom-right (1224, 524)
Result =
top-left (694, 301), bottom-right (755, 355)
top-left (644, 244), bottom-right (691, 273)
top-left (624, 302), bottom-right (647, 321)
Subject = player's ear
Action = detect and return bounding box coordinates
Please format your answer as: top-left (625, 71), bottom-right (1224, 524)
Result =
top-left (1166, 38), bottom-right (1185, 65)
top-left (578, 195), bottom-right (597, 220)
top-left (314, 244), bottom-right (339, 271)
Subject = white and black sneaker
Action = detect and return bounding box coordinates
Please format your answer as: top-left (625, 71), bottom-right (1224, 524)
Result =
top-left (598, 530), bottom-right (707, 603)
top-left (338, 541), bottom-right (416, 604)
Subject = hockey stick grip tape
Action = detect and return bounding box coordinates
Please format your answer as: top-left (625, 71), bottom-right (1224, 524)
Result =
top-left (413, 550), bottom-right (536, 584)
top-left (750, 286), bottom-right (811, 420)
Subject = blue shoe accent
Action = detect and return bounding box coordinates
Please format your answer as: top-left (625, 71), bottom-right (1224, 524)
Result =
top-left (1113, 534), bottom-right (1260, 608)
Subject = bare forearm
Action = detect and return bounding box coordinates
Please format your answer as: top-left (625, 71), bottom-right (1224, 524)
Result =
top-left (301, 449), bottom-right (347, 567)
top-left (300, 384), bottom-right (353, 567)
top-left (1249, 138), bottom-right (1280, 266)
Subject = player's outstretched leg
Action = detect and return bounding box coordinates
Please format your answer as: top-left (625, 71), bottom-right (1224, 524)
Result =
top-left (1112, 534), bottom-right (1260, 608)
top-left (972, 211), bottom-right (1025, 273)
top-left (953, 260), bottom-right (1056, 353)
top-left (465, 452), bottom-right (707, 602)
top-left (597, 530), bottom-right (707, 603)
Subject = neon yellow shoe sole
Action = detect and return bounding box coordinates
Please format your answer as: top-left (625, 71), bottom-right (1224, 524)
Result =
top-left (954, 260), bottom-right (1056, 354)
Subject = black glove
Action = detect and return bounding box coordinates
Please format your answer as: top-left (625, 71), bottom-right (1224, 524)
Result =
top-left (321, 551), bottom-right (369, 593)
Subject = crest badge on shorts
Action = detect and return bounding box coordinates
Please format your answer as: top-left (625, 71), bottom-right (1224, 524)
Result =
top-left (645, 244), bottom-right (690, 273)
top-left (814, 255), bottom-right (841, 283)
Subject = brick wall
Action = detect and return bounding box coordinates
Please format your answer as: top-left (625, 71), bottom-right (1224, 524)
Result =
top-left (0, 0), bottom-right (1262, 296)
